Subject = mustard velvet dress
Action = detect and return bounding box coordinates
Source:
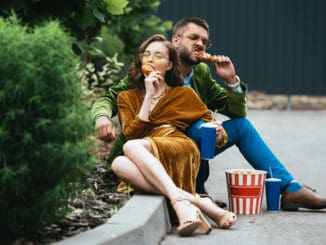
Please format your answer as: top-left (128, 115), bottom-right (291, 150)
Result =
top-left (117, 86), bottom-right (213, 194)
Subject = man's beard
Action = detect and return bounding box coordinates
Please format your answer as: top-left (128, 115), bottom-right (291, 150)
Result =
top-left (178, 47), bottom-right (200, 66)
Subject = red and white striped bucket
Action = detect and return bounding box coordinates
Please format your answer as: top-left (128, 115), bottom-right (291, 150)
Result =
top-left (225, 169), bottom-right (267, 215)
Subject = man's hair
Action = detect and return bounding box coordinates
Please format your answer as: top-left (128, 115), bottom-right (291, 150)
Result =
top-left (172, 17), bottom-right (209, 35)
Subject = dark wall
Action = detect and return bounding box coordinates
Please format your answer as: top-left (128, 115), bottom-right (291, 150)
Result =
top-left (157, 0), bottom-right (326, 95)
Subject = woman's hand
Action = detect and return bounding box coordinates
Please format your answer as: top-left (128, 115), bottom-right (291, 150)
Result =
top-left (144, 71), bottom-right (163, 98)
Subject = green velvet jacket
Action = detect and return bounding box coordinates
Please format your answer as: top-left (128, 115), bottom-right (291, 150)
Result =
top-left (90, 62), bottom-right (248, 163)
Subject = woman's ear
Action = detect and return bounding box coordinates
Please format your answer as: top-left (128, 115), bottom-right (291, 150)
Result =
top-left (166, 61), bottom-right (173, 71)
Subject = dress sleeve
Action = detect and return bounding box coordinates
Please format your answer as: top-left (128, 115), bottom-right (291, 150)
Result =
top-left (117, 92), bottom-right (152, 139)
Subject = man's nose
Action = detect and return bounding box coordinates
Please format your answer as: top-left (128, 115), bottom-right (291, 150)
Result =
top-left (195, 39), bottom-right (205, 48)
top-left (195, 42), bottom-right (205, 50)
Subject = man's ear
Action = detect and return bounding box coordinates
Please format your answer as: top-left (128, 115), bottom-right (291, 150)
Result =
top-left (172, 35), bottom-right (179, 48)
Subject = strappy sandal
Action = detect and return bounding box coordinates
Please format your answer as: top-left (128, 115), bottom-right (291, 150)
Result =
top-left (171, 198), bottom-right (212, 236)
top-left (192, 194), bottom-right (237, 229)
top-left (217, 211), bottom-right (237, 229)
top-left (200, 193), bottom-right (227, 208)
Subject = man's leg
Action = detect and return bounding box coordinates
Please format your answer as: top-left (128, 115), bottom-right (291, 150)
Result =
top-left (195, 159), bottom-right (210, 194)
top-left (217, 118), bottom-right (299, 192)
top-left (186, 120), bottom-right (208, 194)
top-left (218, 118), bottom-right (326, 210)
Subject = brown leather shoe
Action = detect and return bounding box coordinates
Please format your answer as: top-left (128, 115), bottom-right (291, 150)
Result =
top-left (281, 187), bottom-right (326, 211)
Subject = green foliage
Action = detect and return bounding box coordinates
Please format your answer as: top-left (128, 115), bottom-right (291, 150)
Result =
top-left (0, 0), bottom-right (129, 36)
top-left (0, 0), bottom-right (172, 81)
top-left (106, 0), bottom-right (129, 15)
top-left (81, 53), bottom-right (124, 101)
top-left (104, 0), bottom-right (172, 66)
top-left (0, 16), bottom-right (96, 238)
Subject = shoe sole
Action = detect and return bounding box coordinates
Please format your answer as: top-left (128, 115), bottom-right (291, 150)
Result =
top-left (177, 221), bottom-right (201, 236)
top-left (281, 202), bottom-right (326, 211)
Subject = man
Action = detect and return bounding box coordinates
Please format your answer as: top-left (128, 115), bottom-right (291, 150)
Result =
top-left (91, 17), bottom-right (326, 211)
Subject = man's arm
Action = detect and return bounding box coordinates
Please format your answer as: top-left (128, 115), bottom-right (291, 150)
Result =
top-left (192, 63), bottom-right (248, 118)
top-left (90, 75), bottom-right (131, 121)
top-left (90, 75), bottom-right (131, 141)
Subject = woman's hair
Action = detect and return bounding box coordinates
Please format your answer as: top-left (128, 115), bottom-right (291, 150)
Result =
top-left (128, 34), bottom-right (183, 89)
top-left (172, 17), bottom-right (209, 36)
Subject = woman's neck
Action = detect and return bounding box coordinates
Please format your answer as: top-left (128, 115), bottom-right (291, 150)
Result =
top-left (153, 83), bottom-right (168, 98)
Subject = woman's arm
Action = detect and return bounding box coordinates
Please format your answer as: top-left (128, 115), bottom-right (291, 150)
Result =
top-left (117, 92), bottom-right (152, 139)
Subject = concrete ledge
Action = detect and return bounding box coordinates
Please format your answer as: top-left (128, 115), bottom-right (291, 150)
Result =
top-left (54, 194), bottom-right (171, 245)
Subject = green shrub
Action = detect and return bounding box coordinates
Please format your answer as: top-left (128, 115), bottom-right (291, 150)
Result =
top-left (0, 16), bottom-right (96, 238)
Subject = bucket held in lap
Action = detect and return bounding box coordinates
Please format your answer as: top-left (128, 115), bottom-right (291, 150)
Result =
top-left (225, 169), bottom-right (267, 215)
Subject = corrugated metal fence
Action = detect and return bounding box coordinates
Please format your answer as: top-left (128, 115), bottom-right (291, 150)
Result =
top-left (157, 0), bottom-right (326, 95)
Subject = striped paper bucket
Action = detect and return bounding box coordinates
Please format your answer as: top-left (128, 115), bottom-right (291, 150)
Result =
top-left (225, 169), bottom-right (267, 215)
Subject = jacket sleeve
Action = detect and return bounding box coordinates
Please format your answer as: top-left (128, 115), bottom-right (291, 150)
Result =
top-left (90, 75), bottom-right (132, 122)
top-left (193, 64), bottom-right (248, 118)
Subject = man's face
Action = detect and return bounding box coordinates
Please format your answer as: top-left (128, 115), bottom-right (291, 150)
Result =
top-left (172, 23), bottom-right (209, 66)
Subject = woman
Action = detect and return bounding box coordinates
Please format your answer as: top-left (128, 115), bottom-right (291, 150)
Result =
top-left (112, 35), bottom-right (236, 236)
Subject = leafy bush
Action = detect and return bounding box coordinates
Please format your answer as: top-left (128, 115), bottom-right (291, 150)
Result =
top-left (0, 16), bottom-right (96, 238)
top-left (80, 53), bottom-right (124, 102)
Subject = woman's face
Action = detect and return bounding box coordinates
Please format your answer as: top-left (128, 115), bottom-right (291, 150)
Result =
top-left (140, 41), bottom-right (172, 77)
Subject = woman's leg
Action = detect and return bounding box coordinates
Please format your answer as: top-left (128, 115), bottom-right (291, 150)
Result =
top-left (121, 139), bottom-right (183, 198)
top-left (178, 190), bottom-right (236, 229)
top-left (112, 139), bottom-right (210, 235)
top-left (112, 155), bottom-right (161, 194)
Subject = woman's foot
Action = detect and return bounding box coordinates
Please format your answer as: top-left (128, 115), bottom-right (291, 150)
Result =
top-left (171, 198), bottom-right (212, 236)
top-left (193, 194), bottom-right (237, 229)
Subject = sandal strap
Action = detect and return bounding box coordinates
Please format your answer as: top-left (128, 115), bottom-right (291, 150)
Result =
top-left (192, 194), bottom-right (201, 206)
top-left (199, 193), bottom-right (214, 202)
top-left (199, 194), bottom-right (227, 208)
top-left (218, 211), bottom-right (236, 228)
top-left (170, 196), bottom-right (188, 206)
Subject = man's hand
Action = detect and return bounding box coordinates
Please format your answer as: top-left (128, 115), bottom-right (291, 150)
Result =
top-left (211, 119), bottom-right (228, 146)
top-left (211, 119), bottom-right (222, 140)
top-left (213, 55), bottom-right (237, 83)
top-left (95, 116), bottom-right (116, 142)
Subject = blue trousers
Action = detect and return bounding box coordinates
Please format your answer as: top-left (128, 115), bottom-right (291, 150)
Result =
top-left (186, 118), bottom-right (297, 194)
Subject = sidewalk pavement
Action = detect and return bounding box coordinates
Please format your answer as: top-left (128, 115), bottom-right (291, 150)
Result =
top-left (55, 110), bottom-right (326, 245)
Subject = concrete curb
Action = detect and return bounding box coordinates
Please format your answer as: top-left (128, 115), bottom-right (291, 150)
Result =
top-left (54, 194), bottom-right (171, 245)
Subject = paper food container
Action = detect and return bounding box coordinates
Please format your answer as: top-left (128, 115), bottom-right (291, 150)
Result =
top-left (225, 169), bottom-right (267, 215)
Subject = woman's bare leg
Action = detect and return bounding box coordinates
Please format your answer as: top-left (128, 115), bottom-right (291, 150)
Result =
top-left (112, 155), bottom-right (160, 194)
top-left (122, 139), bottom-right (181, 198)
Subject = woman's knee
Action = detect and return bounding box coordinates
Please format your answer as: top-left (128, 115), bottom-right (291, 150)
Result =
top-left (123, 139), bottom-right (151, 155)
top-left (123, 140), bottom-right (138, 154)
top-left (111, 156), bottom-right (128, 176)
